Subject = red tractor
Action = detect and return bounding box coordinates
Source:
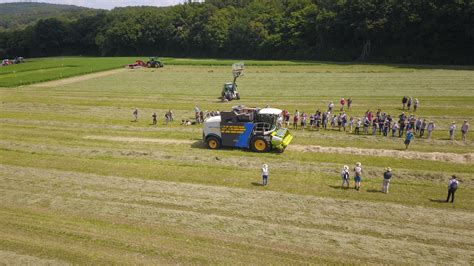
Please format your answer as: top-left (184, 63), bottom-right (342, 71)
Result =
top-left (127, 60), bottom-right (147, 69)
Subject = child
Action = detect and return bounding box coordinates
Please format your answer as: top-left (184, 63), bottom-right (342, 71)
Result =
top-left (152, 113), bottom-right (157, 125)
top-left (449, 121), bottom-right (456, 141)
top-left (341, 165), bottom-right (350, 188)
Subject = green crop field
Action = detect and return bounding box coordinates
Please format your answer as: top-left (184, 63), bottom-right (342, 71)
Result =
top-left (0, 59), bottom-right (473, 264)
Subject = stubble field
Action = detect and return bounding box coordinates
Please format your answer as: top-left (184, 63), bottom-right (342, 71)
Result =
top-left (0, 59), bottom-right (473, 264)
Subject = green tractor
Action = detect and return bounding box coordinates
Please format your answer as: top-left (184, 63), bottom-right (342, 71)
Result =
top-left (147, 57), bottom-right (164, 68)
top-left (221, 62), bottom-right (243, 102)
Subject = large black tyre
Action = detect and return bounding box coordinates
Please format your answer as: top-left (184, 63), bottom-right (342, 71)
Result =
top-left (207, 136), bottom-right (222, 150)
top-left (250, 136), bottom-right (271, 153)
top-left (235, 92), bottom-right (240, 100)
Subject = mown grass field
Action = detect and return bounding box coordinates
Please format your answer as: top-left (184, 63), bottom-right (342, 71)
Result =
top-left (0, 59), bottom-right (473, 264)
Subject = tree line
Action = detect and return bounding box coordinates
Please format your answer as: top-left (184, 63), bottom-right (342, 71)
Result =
top-left (1, 0), bottom-right (473, 64)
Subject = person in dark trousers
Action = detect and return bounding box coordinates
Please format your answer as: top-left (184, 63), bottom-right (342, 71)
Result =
top-left (402, 96), bottom-right (408, 109)
top-left (133, 108), bottom-right (138, 121)
top-left (152, 112), bottom-right (157, 125)
top-left (405, 128), bottom-right (414, 150)
top-left (446, 175), bottom-right (459, 203)
top-left (261, 164), bottom-right (269, 186)
top-left (381, 167), bottom-right (392, 193)
top-left (341, 165), bottom-right (350, 189)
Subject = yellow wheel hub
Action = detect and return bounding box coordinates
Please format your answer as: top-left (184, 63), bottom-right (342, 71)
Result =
top-left (254, 139), bottom-right (267, 151)
top-left (209, 139), bottom-right (218, 149)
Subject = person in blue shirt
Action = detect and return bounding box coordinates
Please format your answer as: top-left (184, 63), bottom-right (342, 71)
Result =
top-left (405, 128), bottom-right (414, 150)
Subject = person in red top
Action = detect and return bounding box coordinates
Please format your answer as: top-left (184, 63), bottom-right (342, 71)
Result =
top-left (340, 98), bottom-right (345, 111)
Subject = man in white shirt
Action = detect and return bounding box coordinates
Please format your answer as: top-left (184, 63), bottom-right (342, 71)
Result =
top-left (261, 164), bottom-right (269, 186)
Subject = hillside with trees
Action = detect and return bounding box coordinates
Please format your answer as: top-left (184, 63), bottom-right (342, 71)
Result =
top-left (0, 0), bottom-right (473, 64)
top-left (0, 2), bottom-right (98, 31)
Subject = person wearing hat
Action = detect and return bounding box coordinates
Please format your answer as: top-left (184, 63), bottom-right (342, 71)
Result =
top-left (353, 162), bottom-right (362, 191)
top-left (382, 167), bottom-right (392, 193)
top-left (446, 175), bottom-right (459, 203)
top-left (461, 120), bottom-right (469, 142)
top-left (341, 165), bottom-right (350, 189)
top-left (449, 121), bottom-right (456, 141)
top-left (261, 164), bottom-right (269, 186)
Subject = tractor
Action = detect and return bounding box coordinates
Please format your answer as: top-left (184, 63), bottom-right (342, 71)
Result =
top-left (221, 62), bottom-right (243, 102)
top-left (203, 106), bottom-right (293, 153)
top-left (147, 57), bottom-right (164, 68)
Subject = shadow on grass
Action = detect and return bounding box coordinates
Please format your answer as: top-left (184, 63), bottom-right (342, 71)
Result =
top-left (429, 199), bottom-right (448, 203)
top-left (329, 185), bottom-right (352, 190)
top-left (367, 189), bottom-right (383, 193)
top-left (251, 182), bottom-right (264, 187)
top-left (191, 140), bottom-right (208, 150)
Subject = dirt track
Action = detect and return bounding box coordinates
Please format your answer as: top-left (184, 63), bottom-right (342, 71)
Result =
top-left (84, 135), bottom-right (473, 164)
top-left (31, 68), bottom-right (126, 87)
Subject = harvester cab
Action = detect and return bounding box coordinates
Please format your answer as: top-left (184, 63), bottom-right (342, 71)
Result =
top-left (203, 106), bottom-right (293, 153)
top-left (147, 57), bottom-right (164, 68)
top-left (221, 62), bottom-right (244, 102)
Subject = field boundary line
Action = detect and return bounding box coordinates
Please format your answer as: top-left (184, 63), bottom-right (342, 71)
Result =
top-left (30, 68), bottom-right (126, 87)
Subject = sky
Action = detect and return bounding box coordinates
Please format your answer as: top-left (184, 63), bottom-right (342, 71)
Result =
top-left (0, 0), bottom-right (189, 9)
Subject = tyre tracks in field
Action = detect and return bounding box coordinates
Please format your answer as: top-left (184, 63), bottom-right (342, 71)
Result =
top-left (0, 164), bottom-right (473, 264)
top-left (84, 135), bottom-right (474, 164)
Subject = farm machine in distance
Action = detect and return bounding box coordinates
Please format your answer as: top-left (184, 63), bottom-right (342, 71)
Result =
top-left (221, 62), bottom-right (244, 102)
top-left (203, 106), bottom-right (293, 153)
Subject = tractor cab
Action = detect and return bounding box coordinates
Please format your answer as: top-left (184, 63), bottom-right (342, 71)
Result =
top-left (147, 57), bottom-right (164, 68)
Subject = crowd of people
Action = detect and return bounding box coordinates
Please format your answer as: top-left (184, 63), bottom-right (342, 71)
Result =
top-left (132, 96), bottom-right (470, 144)
top-left (278, 96), bottom-right (469, 144)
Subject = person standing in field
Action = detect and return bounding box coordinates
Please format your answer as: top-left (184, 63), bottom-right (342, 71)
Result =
top-left (405, 128), bottom-right (414, 150)
top-left (427, 121), bottom-right (436, 139)
top-left (419, 119), bottom-right (427, 138)
top-left (392, 122), bottom-right (399, 137)
top-left (340, 98), bottom-right (345, 111)
top-left (354, 162), bottom-right (362, 191)
top-left (341, 165), bottom-right (350, 189)
top-left (261, 164), bottom-right (269, 186)
top-left (355, 118), bottom-right (361, 134)
top-left (347, 97), bottom-right (353, 110)
top-left (446, 175), bottom-right (459, 203)
top-left (449, 121), bottom-right (456, 141)
top-left (293, 110), bottom-right (300, 129)
top-left (133, 108), bottom-right (139, 122)
top-left (407, 96), bottom-right (412, 110)
top-left (301, 112), bottom-right (307, 130)
top-left (328, 101), bottom-right (334, 112)
top-left (152, 112), bottom-right (157, 125)
top-left (461, 120), bottom-right (469, 142)
top-left (381, 167), bottom-right (392, 193)
top-left (413, 98), bottom-right (419, 112)
top-left (402, 96), bottom-right (408, 110)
